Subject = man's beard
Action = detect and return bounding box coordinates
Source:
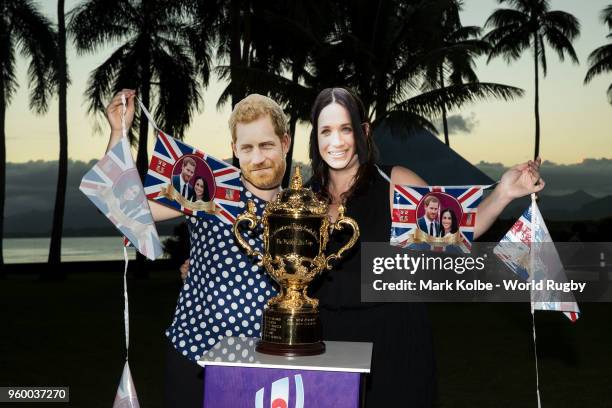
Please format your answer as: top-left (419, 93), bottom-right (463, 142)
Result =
top-left (242, 158), bottom-right (285, 190)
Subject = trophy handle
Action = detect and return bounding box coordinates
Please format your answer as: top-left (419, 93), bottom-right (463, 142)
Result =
top-left (325, 205), bottom-right (360, 269)
top-left (232, 200), bottom-right (264, 263)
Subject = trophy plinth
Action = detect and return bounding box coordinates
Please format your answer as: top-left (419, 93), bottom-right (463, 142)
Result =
top-left (233, 167), bottom-right (359, 356)
top-left (258, 308), bottom-right (324, 356)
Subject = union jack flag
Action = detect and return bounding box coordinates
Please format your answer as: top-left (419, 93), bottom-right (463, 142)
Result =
top-left (144, 130), bottom-right (243, 224)
top-left (495, 202), bottom-right (580, 322)
top-left (390, 184), bottom-right (485, 253)
top-left (80, 137), bottom-right (162, 260)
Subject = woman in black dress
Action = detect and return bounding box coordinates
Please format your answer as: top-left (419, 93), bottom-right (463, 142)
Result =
top-left (308, 87), bottom-right (545, 407)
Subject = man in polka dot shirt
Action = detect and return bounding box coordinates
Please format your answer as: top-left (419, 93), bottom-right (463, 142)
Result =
top-left (105, 91), bottom-right (290, 407)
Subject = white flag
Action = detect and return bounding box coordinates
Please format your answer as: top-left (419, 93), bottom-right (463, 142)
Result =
top-left (495, 202), bottom-right (580, 321)
top-left (112, 362), bottom-right (140, 408)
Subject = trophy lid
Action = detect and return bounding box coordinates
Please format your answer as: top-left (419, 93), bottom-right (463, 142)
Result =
top-left (267, 166), bottom-right (328, 217)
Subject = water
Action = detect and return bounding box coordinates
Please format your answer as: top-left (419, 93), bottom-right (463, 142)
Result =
top-left (3, 237), bottom-right (168, 263)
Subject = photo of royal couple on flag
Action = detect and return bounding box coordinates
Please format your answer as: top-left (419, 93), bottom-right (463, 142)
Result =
top-left (417, 195), bottom-right (460, 238)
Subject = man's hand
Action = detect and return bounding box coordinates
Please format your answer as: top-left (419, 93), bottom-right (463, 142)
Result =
top-left (180, 258), bottom-right (190, 282)
top-left (105, 89), bottom-right (136, 151)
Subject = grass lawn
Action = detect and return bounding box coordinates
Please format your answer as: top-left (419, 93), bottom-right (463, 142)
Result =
top-left (1, 270), bottom-right (610, 407)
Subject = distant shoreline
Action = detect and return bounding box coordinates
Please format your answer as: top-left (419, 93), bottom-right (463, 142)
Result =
top-left (4, 227), bottom-right (176, 239)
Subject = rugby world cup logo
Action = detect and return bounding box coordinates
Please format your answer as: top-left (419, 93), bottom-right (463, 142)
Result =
top-left (255, 374), bottom-right (304, 408)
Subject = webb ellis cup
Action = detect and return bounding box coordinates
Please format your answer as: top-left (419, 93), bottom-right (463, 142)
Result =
top-left (233, 167), bottom-right (359, 356)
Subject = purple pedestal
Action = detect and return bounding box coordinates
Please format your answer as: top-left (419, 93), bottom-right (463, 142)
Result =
top-left (199, 337), bottom-right (372, 408)
top-left (204, 366), bottom-right (360, 408)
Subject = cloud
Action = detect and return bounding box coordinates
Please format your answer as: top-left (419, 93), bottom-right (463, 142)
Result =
top-left (434, 113), bottom-right (478, 135)
top-left (476, 158), bottom-right (612, 197)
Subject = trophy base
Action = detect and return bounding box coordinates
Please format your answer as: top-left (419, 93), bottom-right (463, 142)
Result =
top-left (257, 308), bottom-right (325, 356)
top-left (256, 339), bottom-right (326, 357)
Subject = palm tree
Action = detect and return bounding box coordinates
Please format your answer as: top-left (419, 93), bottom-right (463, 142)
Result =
top-left (47, 0), bottom-right (70, 271)
top-left (214, 0), bottom-right (523, 163)
top-left (69, 0), bottom-right (202, 178)
top-left (0, 0), bottom-right (58, 274)
top-left (313, 0), bottom-right (523, 137)
top-left (213, 0), bottom-right (330, 186)
top-left (213, 0), bottom-right (291, 167)
top-left (69, 0), bottom-right (205, 276)
top-left (584, 5), bottom-right (612, 105)
top-left (484, 0), bottom-right (580, 159)
top-left (422, 2), bottom-right (496, 146)
top-left (271, 0), bottom-right (332, 187)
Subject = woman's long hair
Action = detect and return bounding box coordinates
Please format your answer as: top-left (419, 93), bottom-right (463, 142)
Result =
top-left (308, 87), bottom-right (378, 202)
top-left (440, 208), bottom-right (459, 235)
top-left (192, 176), bottom-right (206, 201)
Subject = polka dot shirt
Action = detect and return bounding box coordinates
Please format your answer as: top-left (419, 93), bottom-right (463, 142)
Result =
top-left (165, 190), bottom-right (278, 362)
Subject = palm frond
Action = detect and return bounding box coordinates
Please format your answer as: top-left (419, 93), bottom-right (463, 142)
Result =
top-left (602, 5), bottom-right (612, 29)
top-left (501, 0), bottom-right (550, 15)
top-left (391, 82), bottom-right (524, 118)
top-left (0, 36), bottom-right (18, 104)
top-left (214, 64), bottom-right (315, 118)
top-left (184, 24), bottom-right (215, 87)
top-left (484, 8), bottom-right (528, 30)
top-left (542, 10), bottom-right (580, 41)
top-left (84, 41), bottom-right (134, 114)
top-left (151, 40), bottom-right (201, 138)
top-left (449, 26), bottom-right (482, 42)
top-left (542, 25), bottom-right (579, 64)
top-left (10, 0), bottom-right (58, 113)
top-left (68, 0), bottom-right (134, 53)
top-left (584, 43), bottom-right (612, 83)
top-left (485, 24), bottom-right (531, 63)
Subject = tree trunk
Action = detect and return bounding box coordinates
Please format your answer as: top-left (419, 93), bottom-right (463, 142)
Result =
top-left (533, 33), bottom-right (540, 160)
top-left (282, 61), bottom-right (300, 188)
top-left (136, 81), bottom-right (150, 178)
top-left (134, 56), bottom-right (152, 279)
top-left (440, 65), bottom-right (450, 146)
top-left (0, 81), bottom-right (6, 276)
top-left (374, 77), bottom-right (387, 124)
top-left (241, 0), bottom-right (251, 67)
top-left (47, 0), bottom-right (68, 277)
top-left (229, 0), bottom-right (243, 167)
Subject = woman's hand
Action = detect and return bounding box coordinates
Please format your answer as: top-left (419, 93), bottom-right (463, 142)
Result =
top-left (474, 157), bottom-right (545, 238)
top-left (180, 258), bottom-right (190, 282)
top-left (498, 157), bottom-right (545, 201)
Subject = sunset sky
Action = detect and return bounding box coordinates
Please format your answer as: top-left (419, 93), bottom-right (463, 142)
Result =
top-left (5, 0), bottom-right (612, 167)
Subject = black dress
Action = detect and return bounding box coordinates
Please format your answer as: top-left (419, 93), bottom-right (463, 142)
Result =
top-left (311, 165), bottom-right (436, 407)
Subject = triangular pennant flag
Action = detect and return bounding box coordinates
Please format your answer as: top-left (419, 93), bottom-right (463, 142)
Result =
top-left (80, 136), bottom-right (163, 260)
top-left (112, 361), bottom-right (140, 408)
top-left (494, 202), bottom-right (580, 321)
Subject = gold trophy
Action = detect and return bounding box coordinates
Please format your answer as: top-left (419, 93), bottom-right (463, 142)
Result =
top-left (232, 167), bottom-right (359, 356)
